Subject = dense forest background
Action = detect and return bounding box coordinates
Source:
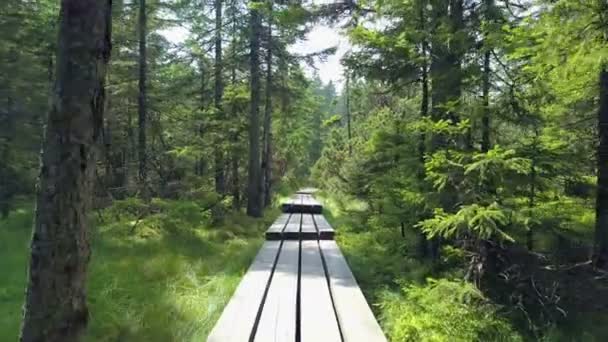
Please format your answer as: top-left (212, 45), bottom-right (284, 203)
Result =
top-left (2, 0), bottom-right (608, 341)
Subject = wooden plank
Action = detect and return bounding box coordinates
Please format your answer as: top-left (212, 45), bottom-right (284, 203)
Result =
top-left (300, 240), bottom-right (342, 342)
top-left (320, 240), bottom-right (387, 342)
top-left (265, 213), bottom-right (291, 240)
top-left (313, 214), bottom-right (335, 240)
top-left (296, 187), bottom-right (317, 194)
top-left (208, 241), bottom-right (281, 342)
top-left (253, 241), bottom-right (300, 342)
top-left (281, 194), bottom-right (303, 213)
top-left (300, 214), bottom-right (318, 240)
top-left (281, 193), bottom-right (322, 214)
top-left (282, 213), bottom-right (301, 240)
top-left (281, 202), bottom-right (323, 214)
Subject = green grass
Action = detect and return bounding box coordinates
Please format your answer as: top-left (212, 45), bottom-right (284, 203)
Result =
top-left (0, 206), bottom-right (33, 340)
top-left (0, 199), bottom-right (278, 341)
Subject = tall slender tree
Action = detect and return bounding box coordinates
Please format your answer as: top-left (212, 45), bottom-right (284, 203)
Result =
top-left (262, 2), bottom-right (273, 207)
top-left (481, 0), bottom-right (494, 153)
top-left (247, 0), bottom-right (263, 217)
top-left (20, 0), bottom-right (112, 340)
top-left (595, 65), bottom-right (608, 267)
top-left (138, 0), bottom-right (148, 189)
top-left (345, 70), bottom-right (352, 155)
top-left (214, 0), bottom-right (226, 195)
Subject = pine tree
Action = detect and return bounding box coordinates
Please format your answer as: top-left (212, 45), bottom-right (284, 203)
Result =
top-left (247, 0), bottom-right (263, 217)
top-left (20, 1), bottom-right (112, 340)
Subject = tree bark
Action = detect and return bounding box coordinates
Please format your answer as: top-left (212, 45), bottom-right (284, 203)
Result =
top-left (214, 0), bottom-right (225, 194)
top-left (418, 0), bottom-right (429, 166)
top-left (247, 0), bottom-right (263, 217)
top-left (229, 12), bottom-right (240, 210)
top-left (262, 4), bottom-right (273, 207)
top-left (595, 67), bottom-right (608, 268)
top-left (197, 57), bottom-right (207, 177)
top-left (345, 71), bottom-right (352, 155)
top-left (417, 0), bottom-right (430, 257)
top-left (20, 1), bottom-right (112, 341)
top-left (138, 0), bottom-right (148, 190)
top-left (481, 0), bottom-right (494, 153)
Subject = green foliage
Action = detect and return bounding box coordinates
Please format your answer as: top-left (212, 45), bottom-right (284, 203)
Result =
top-left (418, 204), bottom-right (514, 242)
top-left (0, 206), bottom-right (33, 341)
top-left (380, 279), bottom-right (522, 342)
top-left (0, 200), bottom-right (278, 341)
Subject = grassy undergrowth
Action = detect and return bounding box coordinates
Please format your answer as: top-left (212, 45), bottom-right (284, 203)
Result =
top-left (318, 191), bottom-right (608, 341)
top-left (0, 198), bottom-right (277, 341)
top-left (318, 192), bottom-right (524, 341)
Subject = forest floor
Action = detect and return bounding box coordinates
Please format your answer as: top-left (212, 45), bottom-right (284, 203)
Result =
top-left (317, 192), bottom-right (608, 341)
top-left (3, 193), bottom-right (608, 341)
top-left (0, 197), bottom-right (278, 341)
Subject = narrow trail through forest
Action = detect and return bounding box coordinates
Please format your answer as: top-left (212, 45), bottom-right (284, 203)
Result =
top-left (3, 0), bottom-right (608, 341)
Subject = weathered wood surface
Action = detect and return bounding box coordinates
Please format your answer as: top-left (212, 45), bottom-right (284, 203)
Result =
top-left (300, 214), bottom-right (318, 240)
top-left (296, 187), bottom-right (318, 194)
top-left (209, 191), bottom-right (387, 342)
top-left (320, 240), bottom-right (387, 342)
top-left (282, 213), bottom-right (301, 240)
top-left (281, 193), bottom-right (323, 214)
top-left (313, 214), bottom-right (335, 240)
top-left (252, 241), bottom-right (299, 342)
top-left (207, 241), bottom-right (281, 342)
top-left (300, 240), bottom-right (342, 342)
top-left (265, 213), bottom-right (291, 240)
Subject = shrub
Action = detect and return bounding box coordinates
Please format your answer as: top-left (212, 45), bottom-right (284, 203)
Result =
top-left (380, 278), bottom-right (522, 342)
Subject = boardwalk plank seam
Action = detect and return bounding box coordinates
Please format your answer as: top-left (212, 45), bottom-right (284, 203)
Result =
top-left (248, 240), bottom-right (285, 342)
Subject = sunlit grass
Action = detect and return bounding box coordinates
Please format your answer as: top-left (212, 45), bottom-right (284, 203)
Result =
top-left (0, 205), bottom-right (33, 341)
top-left (0, 199), bottom-right (277, 341)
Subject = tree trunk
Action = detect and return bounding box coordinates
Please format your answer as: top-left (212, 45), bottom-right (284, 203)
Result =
top-left (418, 0), bottom-right (429, 166)
top-left (247, 0), bottom-right (263, 217)
top-left (481, 48), bottom-right (491, 152)
top-left (137, 0), bottom-right (148, 190)
top-left (232, 146), bottom-right (240, 209)
top-left (197, 57), bottom-right (207, 177)
top-left (481, 0), bottom-right (493, 153)
top-left (428, 0), bottom-right (464, 260)
top-left (595, 67), bottom-right (608, 268)
top-left (417, 0), bottom-right (430, 257)
top-left (214, 0), bottom-right (225, 195)
top-left (527, 129), bottom-right (538, 251)
top-left (262, 5), bottom-right (273, 207)
top-left (229, 14), bottom-right (240, 210)
top-left (345, 71), bottom-right (352, 155)
top-left (20, 1), bottom-right (112, 341)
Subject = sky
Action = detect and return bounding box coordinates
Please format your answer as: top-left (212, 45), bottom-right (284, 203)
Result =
top-left (289, 24), bottom-right (349, 90)
top-left (160, 20), bottom-right (349, 91)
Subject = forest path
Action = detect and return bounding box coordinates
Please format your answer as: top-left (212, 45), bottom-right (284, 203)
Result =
top-left (208, 190), bottom-right (387, 342)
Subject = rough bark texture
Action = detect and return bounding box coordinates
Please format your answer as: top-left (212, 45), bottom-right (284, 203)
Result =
top-left (595, 67), bottom-right (608, 268)
top-left (262, 6), bottom-right (273, 208)
top-left (345, 71), bottom-right (352, 155)
top-left (229, 19), bottom-right (240, 210)
top-left (138, 0), bottom-right (147, 188)
top-left (481, 0), bottom-right (494, 153)
top-left (247, 0), bottom-right (263, 217)
top-left (418, 0), bottom-right (429, 166)
top-left (417, 0), bottom-right (430, 257)
top-left (197, 58), bottom-right (207, 177)
top-left (20, 1), bottom-right (112, 341)
top-left (214, 0), bottom-right (225, 195)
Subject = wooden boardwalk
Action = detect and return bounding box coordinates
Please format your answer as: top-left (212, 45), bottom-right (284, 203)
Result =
top-left (208, 190), bottom-right (386, 342)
